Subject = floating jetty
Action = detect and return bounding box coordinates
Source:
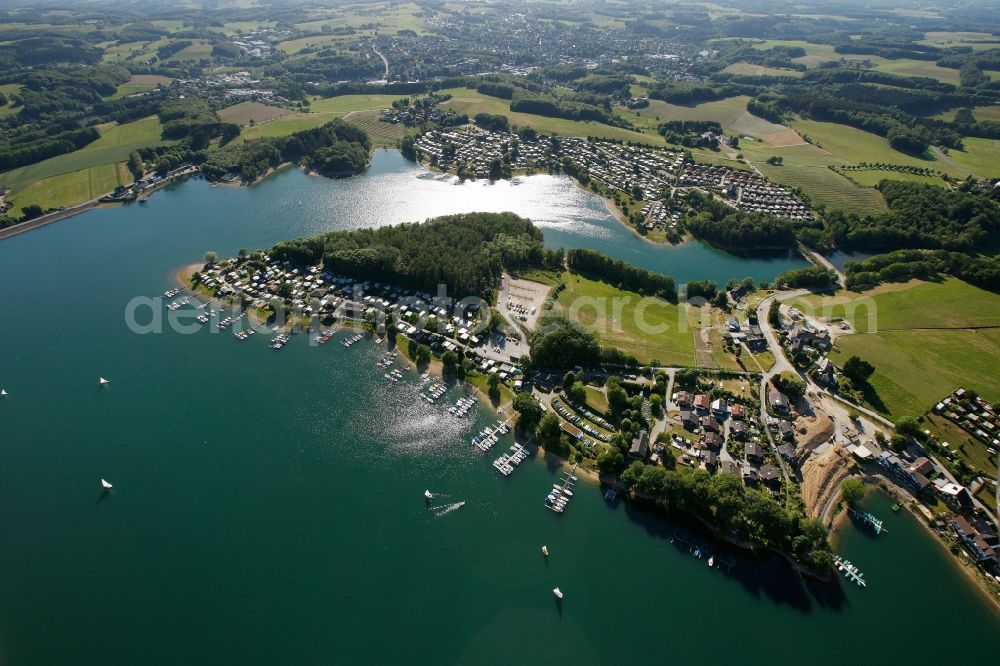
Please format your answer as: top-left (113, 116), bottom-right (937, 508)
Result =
top-left (341, 333), bottom-right (363, 348)
top-left (162, 288), bottom-right (181, 298)
top-left (493, 443), bottom-right (529, 476)
top-left (834, 555), bottom-right (868, 588)
top-left (472, 419), bottom-right (511, 452)
top-left (448, 397), bottom-right (475, 417)
top-left (270, 333), bottom-right (290, 349)
top-left (421, 382), bottom-right (447, 404)
top-left (850, 507), bottom-right (887, 535)
top-left (384, 368), bottom-right (403, 383)
top-left (545, 466), bottom-right (577, 513)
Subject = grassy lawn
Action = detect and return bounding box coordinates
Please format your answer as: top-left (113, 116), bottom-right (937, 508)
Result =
top-left (10, 163), bottom-right (128, 210)
top-left (218, 101), bottom-right (296, 126)
top-left (923, 413), bottom-right (998, 479)
top-left (3, 115), bottom-right (167, 206)
top-left (0, 82), bottom-right (21, 118)
top-left (815, 279), bottom-right (1000, 417)
top-left (554, 272), bottom-right (697, 365)
top-left (975, 484), bottom-right (997, 516)
top-left (584, 386), bottom-right (610, 413)
top-left (441, 88), bottom-right (665, 144)
top-left (944, 138), bottom-right (1000, 179)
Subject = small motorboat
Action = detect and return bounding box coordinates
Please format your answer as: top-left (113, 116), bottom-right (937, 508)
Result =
top-left (541, 545), bottom-right (549, 557)
top-left (424, 490), bottom-right (433, 499)
top-left (552, 587), bottom-right (563, 600)
top-left (708, 556), bottom-right (715, 567)
top-left (101, 479), bottom-right (113, 490)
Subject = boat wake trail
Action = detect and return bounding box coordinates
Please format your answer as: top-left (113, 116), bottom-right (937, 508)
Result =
top-left (432, 501), bottom-right (466, 517)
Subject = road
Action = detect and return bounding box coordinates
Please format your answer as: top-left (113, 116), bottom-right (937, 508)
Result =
top-left (372, 46), bottom-right (389, 81)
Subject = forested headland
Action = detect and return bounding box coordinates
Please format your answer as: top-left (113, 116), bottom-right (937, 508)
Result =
top-left (269, 212), bottom-right (563, 302)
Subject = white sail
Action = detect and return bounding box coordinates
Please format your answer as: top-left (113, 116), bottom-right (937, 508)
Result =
top-left (99, 377), bottom-right (110, 385)
top-left (101, 479), bottom-right (113, 489)
top-left (552, 587), bottom-right (563, 599)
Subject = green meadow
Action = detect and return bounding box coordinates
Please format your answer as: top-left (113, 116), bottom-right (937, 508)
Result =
top-left (554, 272), bottom-right (697, 366)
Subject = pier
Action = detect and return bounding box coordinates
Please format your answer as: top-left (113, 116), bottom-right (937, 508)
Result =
top-left (849, 508), bottom-right (887, 535)
top-left (545, 465), bottom-right (578, 513)
top-left (834, 555), bottom-right (868, 587)
top-left (493, 443), bottom-right (529, 476)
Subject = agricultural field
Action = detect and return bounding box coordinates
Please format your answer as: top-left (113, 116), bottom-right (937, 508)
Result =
top-left (805, 279), bottom-right (1000, 417)
top-left (107, 74), bottom-right (173, 100)
top-left (2, 115), bottom-right (167, 205)
top-left (933, 106), bottom-right (1000, 122)
top-left (554, 272), bottom-right (697, 366)
top-left (943, 138), bottom-right (1000, 179)
top-left (441, 88), bottom-right (665, 144)
top-left (236, 114), bottom-right (334, 141)
top-left (919, 31), bottom-right (1000, 51)
top-left (621, 95), bottom-right (751, 132)
top-left (309, 95), bottom-right (401, 114)
top-left (276, 34), bottom-right (343, 54)
top-left (739, 140), bottom-right (889, 215)
top-left (789, 118), bottom-right (964, 175)
top-left (837, 168), bottom-right (949, 188)
top-left (342, 109), bottom-right (412, 147)
top-left (722, 62), bottom-right (804, 78)
top-left (294, 2), bottom-right (426, 34)
top-left (166, 40), bottom-right (214, 61)
top-left (8, 163), bottom-right (129, 211)
top-left (218, 101), bottom-right (295, 126)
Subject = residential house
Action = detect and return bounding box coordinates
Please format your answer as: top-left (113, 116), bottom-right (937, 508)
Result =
top-left (744, 442), bottom-right (763, 463)
top-left (768, 387), bottom-right (789, 413)
top-left (680, 410), bottom-right (699, 431)
top-left (700, 415), bottom-right (721, 433)
top-left (629, 429), bottom-right (650, 462)
top-left (759, 464), bottom-right (781, 489)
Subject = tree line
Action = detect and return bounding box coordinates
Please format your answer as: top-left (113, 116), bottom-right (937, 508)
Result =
top-left (566, 248), bottom-right (678, 302)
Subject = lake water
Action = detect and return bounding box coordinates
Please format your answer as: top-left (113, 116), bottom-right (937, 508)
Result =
top-left (0, 151), bottom-right (996, 664)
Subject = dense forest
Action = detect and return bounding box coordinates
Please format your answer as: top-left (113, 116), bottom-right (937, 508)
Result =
top-left (201, 120), bottom-right (370, 181)
top-left (270, 212), bottom-right (562, 302)
top-left (824, 181), bottom-right (1000, 252)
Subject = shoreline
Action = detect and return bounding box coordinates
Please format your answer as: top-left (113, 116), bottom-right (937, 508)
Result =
top-left (830, 483), bottom-right (1000, 615)
top-left (0, 166), bottom-right (198, 243)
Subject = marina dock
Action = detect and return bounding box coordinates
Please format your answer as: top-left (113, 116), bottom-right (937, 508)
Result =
top-left (472, 419), bottom-right (511, 452)
top-left (849, 508), bottom-right (887, 535)
top-left (834, 555), bottom-right (868, 587)
top-left (493, 443), bottom-right (529, 476)
top-left (545, 465), bottom-right (577, 513)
